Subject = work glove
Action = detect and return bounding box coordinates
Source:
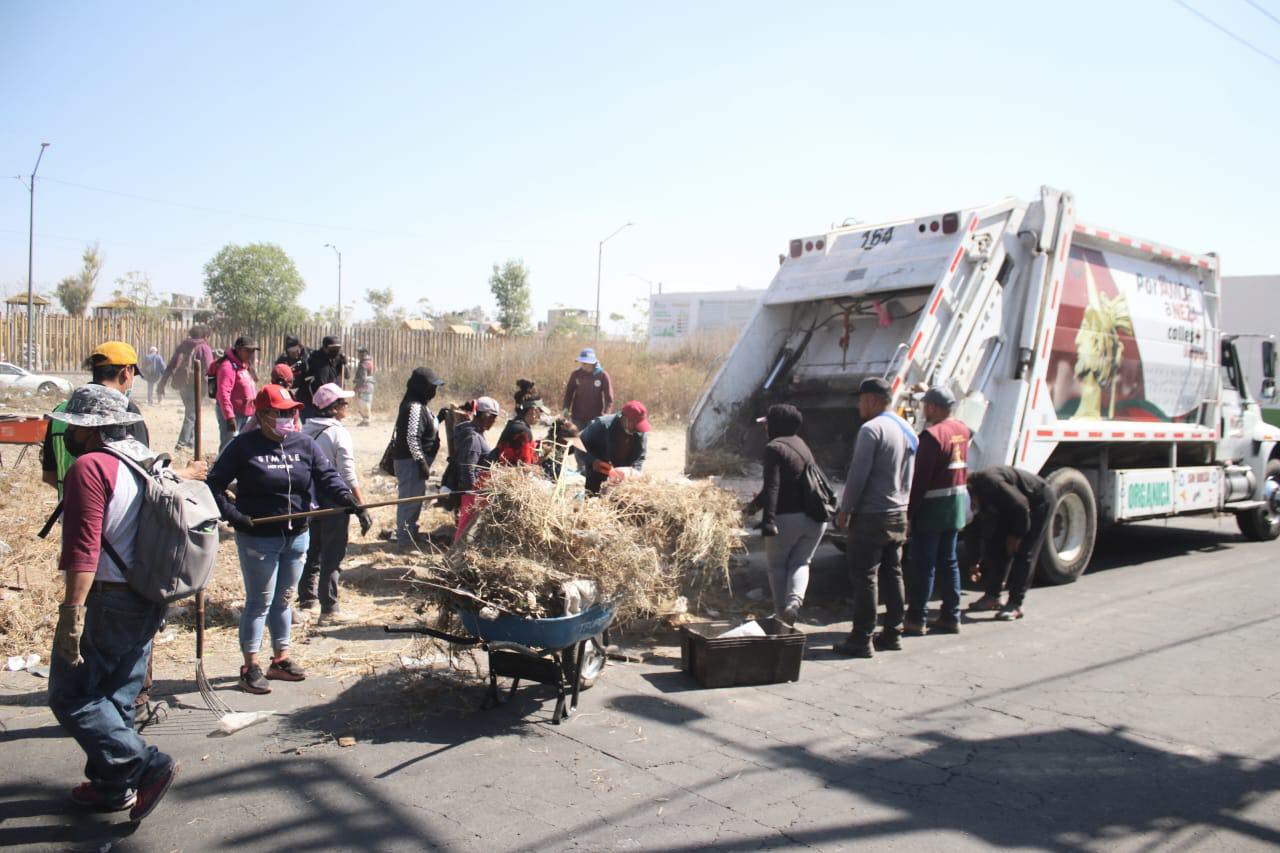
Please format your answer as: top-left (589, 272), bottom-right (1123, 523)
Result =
top-left (225, 508), bottom-right (254, 532)
top-left (224, 419), bottom-right (238, 434)
top-left (758, 521), bottom-right (779, 537)
top-left (591, 460), bottom-right (612, 475)
top-left (54, 604), bottom-right (85, 667)
top-left (356, 510), bottom-right (373, 537)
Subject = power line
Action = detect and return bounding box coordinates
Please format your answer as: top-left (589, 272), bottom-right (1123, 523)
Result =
top-left (1243, 0), bottom-right (1280, 27)
top-left (35, 175), bottom-right (420, 240)
top-left (1175, 0), bottom-right (1280, 66)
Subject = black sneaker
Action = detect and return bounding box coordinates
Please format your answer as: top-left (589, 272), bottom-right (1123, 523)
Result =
top-left (872, 631), bottom-right (902, 652)
top-left (266, 658), bottom-right (307, 682)
top-left (833, 637), bottom-right (873, 658)
top-left (928, 618), bottom-right (961, 634)
top-left (995, 605), bottom-right (1024, 621)
top-left (238, 664), bottom-right (271, 694)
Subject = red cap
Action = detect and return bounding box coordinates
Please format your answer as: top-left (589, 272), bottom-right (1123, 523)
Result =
top-left (621, 400), bottom-right (651, 433)
top-left (255, 384), bottom-right (303, 414)
top-left (271, 363), bottom-right (294, 384)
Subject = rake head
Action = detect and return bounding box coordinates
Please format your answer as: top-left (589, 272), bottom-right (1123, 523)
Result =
top-left (196, 658), bottom-right (233, 717)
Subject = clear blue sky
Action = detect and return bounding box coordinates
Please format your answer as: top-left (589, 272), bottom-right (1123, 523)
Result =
top-left (2, 0), bottom-right (1277, 332)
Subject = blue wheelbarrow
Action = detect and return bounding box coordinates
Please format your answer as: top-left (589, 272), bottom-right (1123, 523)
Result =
top-left (386, 599), bottom-right (615, 724)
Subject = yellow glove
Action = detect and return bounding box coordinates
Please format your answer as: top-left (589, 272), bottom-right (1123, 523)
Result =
top-left (55, 605), bottom-right (85, 666)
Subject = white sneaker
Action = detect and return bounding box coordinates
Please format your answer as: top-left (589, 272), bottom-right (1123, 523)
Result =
top-left (317, 610), bottom-right (359, 626)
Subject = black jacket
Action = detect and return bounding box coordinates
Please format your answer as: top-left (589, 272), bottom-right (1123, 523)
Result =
top-left (206, 430), bottom-right (355, 537)
top-left (749, 435), bottom-right (815, 524)
top-left (578, 413), bottom-right (647, 493)
top-left (392, 368), bottom-right (441, 468)
top-left (274, 346), bottom-right (310, 398)
top-left (451, 420), bottom-right (492, 491)
top-left (968, 465), bottom-right (1051, 538)
top-left (301, 349), bottom-right (347, 416)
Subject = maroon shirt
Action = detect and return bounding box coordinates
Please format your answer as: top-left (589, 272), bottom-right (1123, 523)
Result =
top-left (562, 367), bottom-right (614, 423)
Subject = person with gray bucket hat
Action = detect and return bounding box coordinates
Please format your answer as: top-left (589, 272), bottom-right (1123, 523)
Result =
top-left (904, 386), bottom-right (971, 636)
top-left (46, 385), bottom-right (182, 821)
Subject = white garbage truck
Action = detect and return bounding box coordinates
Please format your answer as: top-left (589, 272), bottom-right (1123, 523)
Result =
top-left (689, 186), bottom-right (1280, 583)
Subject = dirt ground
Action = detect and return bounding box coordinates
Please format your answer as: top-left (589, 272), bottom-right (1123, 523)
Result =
top-left (3, 394), bottom-right (721, 689)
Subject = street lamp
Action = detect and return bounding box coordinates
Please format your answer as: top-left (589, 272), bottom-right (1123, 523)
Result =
top-left (324, 243), bottom-right (342, 328)
top-left (23, 142), bottom-right (49, 369)
top-left (595, 222), bottom-right (633, 341)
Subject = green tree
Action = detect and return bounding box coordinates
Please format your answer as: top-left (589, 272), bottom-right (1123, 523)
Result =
top-left (54, 244), bottom-right (103, 317)
top-left (488, 259), bottom-right (532, 334)
top-left (203, 242), bottom-right (307, 330)
top-left (112, 270), bottom-right (167, 320)
top-left (366, 287), bottom-right (407, 326)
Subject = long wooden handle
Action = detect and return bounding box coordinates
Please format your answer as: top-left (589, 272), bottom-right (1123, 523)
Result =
top-left (249, 491), bottom-right (462, 526)
top-left (195, 589), bottom-right (206, 659)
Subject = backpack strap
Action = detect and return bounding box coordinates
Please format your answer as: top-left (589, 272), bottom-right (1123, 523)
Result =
top-left (38, 501), bottom-right (63, 539)
top-left (876, 411), bottom-right (920, 454)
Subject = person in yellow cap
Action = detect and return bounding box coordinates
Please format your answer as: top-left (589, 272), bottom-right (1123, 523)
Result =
top-left (41, 342), bottom-right (152, 495)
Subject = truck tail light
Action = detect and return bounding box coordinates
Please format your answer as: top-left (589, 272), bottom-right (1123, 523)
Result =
top-left (942, 212), bottom-right (960, 234)
top-left (790, 239), bottom-right (803, 259)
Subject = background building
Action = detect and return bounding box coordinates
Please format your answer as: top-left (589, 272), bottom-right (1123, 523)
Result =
top-left (647, 288), bottom-right (764, 349)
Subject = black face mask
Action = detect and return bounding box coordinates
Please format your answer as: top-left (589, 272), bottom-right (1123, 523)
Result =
top-left (64, 430), bottom-right (91, 457)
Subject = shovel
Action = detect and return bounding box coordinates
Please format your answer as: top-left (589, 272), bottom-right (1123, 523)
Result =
top-left (248, 490), bottom-right (465, 526)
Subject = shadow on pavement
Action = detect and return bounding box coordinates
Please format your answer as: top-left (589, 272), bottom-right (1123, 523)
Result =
top-left (581, 692), bottom-right (1280, 851)
top-left (0, 754), bottom-right (450, 849)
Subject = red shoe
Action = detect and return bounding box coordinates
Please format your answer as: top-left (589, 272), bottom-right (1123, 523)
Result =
top-left (70, 781), bottom-right (136, 812)
top-left (130, 761), bottom-right (179, 822)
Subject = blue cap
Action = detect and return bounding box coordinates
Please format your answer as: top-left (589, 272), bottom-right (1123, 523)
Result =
top-left (576, 348), bottom-right (598, 364)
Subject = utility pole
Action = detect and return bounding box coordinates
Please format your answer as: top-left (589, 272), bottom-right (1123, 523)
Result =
top-left (324, 243), bottom-right (343, 328)
top-left (595, 222), bottom-right (632, 342)
top-left (24, 143), bottom-right (49, 369)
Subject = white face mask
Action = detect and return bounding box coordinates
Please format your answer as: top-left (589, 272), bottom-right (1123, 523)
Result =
top-left (276, 418), bottom-right (298, 434)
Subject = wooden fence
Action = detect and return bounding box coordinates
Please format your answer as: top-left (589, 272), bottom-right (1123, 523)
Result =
top-left (0, 315), bottom-right (560, 374)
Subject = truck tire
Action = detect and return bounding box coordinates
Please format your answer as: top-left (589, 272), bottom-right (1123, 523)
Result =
top-left (1037, 467), bottom-right (1097, 585)
top-left (1237, 460), bottom-right (1280, 541)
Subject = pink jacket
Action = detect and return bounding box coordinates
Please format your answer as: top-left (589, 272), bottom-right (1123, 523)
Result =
top-left (213, 352), bottom-right (257, 421)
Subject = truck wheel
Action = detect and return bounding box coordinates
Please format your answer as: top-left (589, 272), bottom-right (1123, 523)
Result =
top-left (1037, 468), bottom-right (1097, 585)
top-left (1237, 460), bottom-right (1280, 541)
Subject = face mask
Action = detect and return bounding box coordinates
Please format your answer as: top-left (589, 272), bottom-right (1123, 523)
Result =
top-left (64, 430), bottom-right (90, 457)
top-left (275, 418), bottom-right (298, 433)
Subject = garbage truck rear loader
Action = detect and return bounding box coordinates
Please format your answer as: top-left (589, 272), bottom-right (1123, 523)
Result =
top-left (690, 186), bottom-right (1280, 582)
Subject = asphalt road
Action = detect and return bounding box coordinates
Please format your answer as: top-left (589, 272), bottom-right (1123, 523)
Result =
top-left (2, 515), bottom-right (1278, 852)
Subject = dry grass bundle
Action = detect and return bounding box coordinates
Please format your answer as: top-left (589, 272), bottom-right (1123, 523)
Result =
top-left (603, 476), bottom-right (743, 599)
top-left (441, 466), bottom-right (669, 622)
top-left (426, 466), bottom-right (741, 624)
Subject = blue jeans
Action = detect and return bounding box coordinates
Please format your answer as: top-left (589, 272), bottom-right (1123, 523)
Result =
top-left (177, 383), bottom-right (197, 448)
top-left (48, 587), bottom-right (171, 796)
top-left (218, 413), bottom-right (248, 453)
top-left (236, 530), bottom-right (310, 654)
top-left (394, 457), bottom-right (427, 544)
top-left (908, 529), bottom-right (962, 623)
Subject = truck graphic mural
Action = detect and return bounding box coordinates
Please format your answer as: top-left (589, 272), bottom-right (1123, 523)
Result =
top-left (1049, 245), bottom-right (1214, 423)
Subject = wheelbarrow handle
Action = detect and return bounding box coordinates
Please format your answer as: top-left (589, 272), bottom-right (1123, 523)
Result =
top-left (383, 624), bottom-right (481, 645)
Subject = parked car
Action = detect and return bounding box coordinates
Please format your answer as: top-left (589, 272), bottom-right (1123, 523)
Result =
top-left (0, 362), bottom-right (72, 397)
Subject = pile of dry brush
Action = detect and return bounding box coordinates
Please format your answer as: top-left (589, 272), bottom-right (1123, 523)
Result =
top-left (429, 466), bottom-right (742, 623)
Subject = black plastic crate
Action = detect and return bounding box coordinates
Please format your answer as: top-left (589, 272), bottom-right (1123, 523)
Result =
top-left (679, 618), bottom-right (806, 688)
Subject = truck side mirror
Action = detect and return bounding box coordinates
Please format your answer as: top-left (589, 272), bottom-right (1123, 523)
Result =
top-left (1263, 341), bottom-right (1277, 401)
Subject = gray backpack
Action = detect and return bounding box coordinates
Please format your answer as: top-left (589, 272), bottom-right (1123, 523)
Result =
top-left (41, 447), bottom-right (221, 603)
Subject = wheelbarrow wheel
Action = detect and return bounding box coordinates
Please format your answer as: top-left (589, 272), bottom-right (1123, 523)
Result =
top-left (565, 635), bottom-right (607, 691)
